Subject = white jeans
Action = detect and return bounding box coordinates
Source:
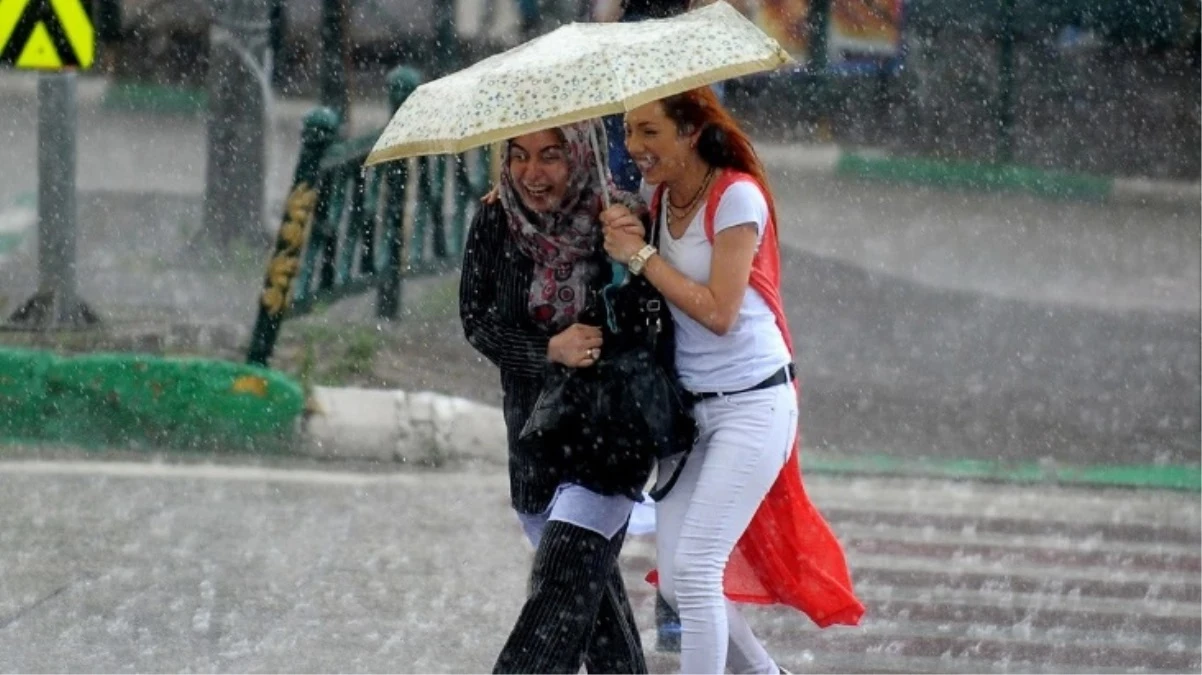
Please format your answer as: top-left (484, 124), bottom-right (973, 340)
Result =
top-left (655, 383), bottom-right (798, 674)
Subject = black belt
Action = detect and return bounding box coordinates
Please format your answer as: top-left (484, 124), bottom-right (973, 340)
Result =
top-left (687, 364), bottom-right (795, 403)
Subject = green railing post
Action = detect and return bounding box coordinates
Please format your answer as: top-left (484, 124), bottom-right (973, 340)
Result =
top-left (247, 107), bottom-right (341, 366)
top-left (448, 145), bottom-right (492, 257)
top-left (424, 155), bottom-right (448, 261)
top-left (377, 66), bottom-right (423, 320)
top-left (451, 155), bottom-right (472, 256)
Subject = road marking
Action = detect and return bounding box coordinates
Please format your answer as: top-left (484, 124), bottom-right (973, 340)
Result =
top-left (835, 523), bottom-right (1201, 557)
top-left (807, 477), bottom-right (1200, 528)
top-left (0, 459), bottom-right (509, 487)
top-left (851, 552), bottom-right (1197, 587)
top-left (852, 582), bottom-right (1201, 619)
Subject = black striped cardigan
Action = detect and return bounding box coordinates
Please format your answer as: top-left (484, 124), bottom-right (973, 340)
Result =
top-left (459, 200), bottom-right (590, 513)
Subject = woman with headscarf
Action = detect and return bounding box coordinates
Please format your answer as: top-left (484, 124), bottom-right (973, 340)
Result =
top-left (459, 119), bottom-right (661, 674)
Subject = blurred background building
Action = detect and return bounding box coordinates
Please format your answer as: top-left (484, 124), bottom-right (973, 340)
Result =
top-left (87, 0), bottom-right (1202, 178)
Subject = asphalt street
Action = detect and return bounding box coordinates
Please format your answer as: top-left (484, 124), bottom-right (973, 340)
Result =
top-left (0, 457), bottom-right (1196, 674)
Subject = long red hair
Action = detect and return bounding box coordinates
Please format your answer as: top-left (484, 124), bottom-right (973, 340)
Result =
top-left (659, 86), bottom-right (777, 225)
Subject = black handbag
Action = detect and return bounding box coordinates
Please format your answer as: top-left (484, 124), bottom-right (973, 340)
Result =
top-left (518, 227), bottom-right (695, 501)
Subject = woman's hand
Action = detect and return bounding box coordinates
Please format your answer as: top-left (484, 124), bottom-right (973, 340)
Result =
top-left (604, 225), bottom-right (647, 263)
top-left (600, 205), bottom-right (647, 263)
top-left (600, 205), bottom-right (643, 234)
top-left (480, 185), bottom-right (500, 204)
top-left (548, 323), bottom-right (603, 368)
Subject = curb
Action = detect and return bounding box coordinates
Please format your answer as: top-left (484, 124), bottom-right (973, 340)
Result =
top-left (301, 386), bottom-right (505, 467)
top-left (803, 451), bottom-right (1201, 493)
top-left (0, 347), bottom-right (304, 453)
top-left (305, 387), bottom-right (1201, 493)
top-left (0, 193), bottom-right (36, 262)
top-left (101, 81), bottom-right (206, 115)
top-left (756, 144), bottom-right (1197, 207)
top-left (832, 151), bottom-right (1199, 206)
top-left (0, 71), bottom-right (111, 104)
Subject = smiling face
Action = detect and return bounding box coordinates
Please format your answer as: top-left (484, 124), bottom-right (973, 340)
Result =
top-left (624, 101), bottom-right (699, 185)
top-left (507, 130), bottom-right (571, 213)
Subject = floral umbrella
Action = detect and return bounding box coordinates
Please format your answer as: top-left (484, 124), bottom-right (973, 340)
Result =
top-left (364, 0), bottom-right (791, 167)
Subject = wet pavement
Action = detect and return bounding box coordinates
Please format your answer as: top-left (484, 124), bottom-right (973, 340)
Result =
top-left (0, 456), bottom-right (1197, 673)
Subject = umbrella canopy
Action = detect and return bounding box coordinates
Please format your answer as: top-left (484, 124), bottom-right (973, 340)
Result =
top-left (364, 1), bottom-right (791, 166)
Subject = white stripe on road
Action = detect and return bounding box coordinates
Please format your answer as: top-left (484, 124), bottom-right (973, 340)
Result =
top-left (2, 460), bottom-right (1194, 541)
top-left (0, 206), bottom-right (35, 235)
top-left (850, 553), bottom-right (1198, 587)
top-left (1112, 177), bottom-right (1201, 205)
top-left (836, 523), bottom-right (1202, 557)
top-left (853, 580), bottom-right (1201, 619)
top-left (0, 459), bottom-right (508, 488)
top-left (805, 476), bottom-right (1200, 529)
top-left (859, 616), bottom-right (1201, 653)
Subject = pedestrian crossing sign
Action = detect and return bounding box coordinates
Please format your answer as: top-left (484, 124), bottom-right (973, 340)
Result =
top-left (0, 0), bottom-right (94, 70)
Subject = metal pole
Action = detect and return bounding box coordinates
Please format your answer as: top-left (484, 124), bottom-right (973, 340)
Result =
top-left (432, 0), bottom-right (458, 76)
top-left (996, 0), bottom-right (1016, 163)
top-left (806, 0), bottom-right (830, 74)
top-left (7, 72), bottom-right (98, 329)
top-left (319, 0), bottom-right (349, 124)
top-left (39, 73), bottom-right (76, 310)
top-left (202, 0), bottom-right (271, 250)
top-left (804, 0), bottom-right (832, 139)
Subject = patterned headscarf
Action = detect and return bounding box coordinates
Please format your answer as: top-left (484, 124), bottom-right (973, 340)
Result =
top-left (499, 119), bottom-right (645, 331)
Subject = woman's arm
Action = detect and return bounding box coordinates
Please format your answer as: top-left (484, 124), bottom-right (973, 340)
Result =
top-left (459, 203), bottom-right (552, 378)
top-left (602, 186), bottom-right (763, 336)
top-left (637, 225), bottom-right (756, 336)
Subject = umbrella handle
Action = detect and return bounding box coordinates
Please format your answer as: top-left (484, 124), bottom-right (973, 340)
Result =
top-left (589, 121), bottom-right (628, 293)
top-left (588, 121), bottom-right (613, 210)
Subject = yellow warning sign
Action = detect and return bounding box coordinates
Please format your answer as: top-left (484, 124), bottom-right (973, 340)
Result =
top-left (0, 0), bottom-right (94, 70)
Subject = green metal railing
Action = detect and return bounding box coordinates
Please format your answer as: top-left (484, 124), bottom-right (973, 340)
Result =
top-left (246, 66), bottom-right (491, 367)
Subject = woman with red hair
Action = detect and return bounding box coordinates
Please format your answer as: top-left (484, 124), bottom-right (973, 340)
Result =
top-left (601, 87), bottom-right (865, 674)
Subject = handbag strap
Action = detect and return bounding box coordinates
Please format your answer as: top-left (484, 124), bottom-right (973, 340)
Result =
top-left (647, 449), bottom-right (690, 501)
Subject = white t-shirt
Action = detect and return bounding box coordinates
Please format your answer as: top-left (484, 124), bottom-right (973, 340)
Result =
top-left (643, 180), bottom-right (792, 392)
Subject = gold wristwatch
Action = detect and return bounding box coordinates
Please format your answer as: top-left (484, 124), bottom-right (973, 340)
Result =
top-left (628, 244), bottom-right (658, 276)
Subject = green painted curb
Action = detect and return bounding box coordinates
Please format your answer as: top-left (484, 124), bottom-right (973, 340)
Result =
top-left (803, 451), bottom-right (1201, 493)
top-left (102, 82), bottom-right (207, 115)
top-left (0, 192), bottom-right (35, 255)
top-left (0, 348), bottom-right (303, 452)
top-left (836, 153), bottom-right (1114, 201)
top-left (0, 232), bottom-right (23, 255)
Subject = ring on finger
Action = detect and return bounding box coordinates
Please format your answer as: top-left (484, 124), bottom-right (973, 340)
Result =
top-left (589, 347), bottom-right (599, 360)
